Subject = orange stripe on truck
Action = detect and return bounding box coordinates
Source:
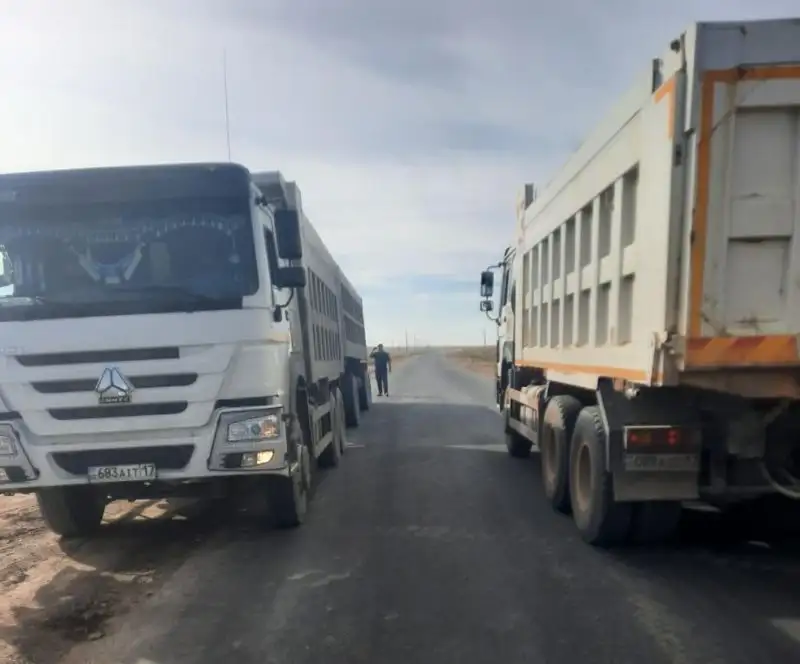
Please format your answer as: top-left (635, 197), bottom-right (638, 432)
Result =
top-left (685, 335), bottom-right (799, 368)
top-left (653, 75), bottom-right (675, 139)
top-left (516, 359), bottom-right (653, 384)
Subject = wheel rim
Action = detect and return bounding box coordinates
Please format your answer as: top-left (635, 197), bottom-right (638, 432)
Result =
top-left (574, 441), bottom-right (592, 513)
top-left (542, 427), bottom-right (558, 488)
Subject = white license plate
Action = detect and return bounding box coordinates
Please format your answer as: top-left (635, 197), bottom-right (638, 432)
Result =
top-left (0, 468), bottom-right (8, 482)
top-left (87, 463), bottom-right (157, 483)
top-left (624, 453), bottom-right (699, 472)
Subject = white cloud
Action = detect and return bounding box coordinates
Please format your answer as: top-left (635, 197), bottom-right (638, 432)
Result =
top-left (1, 0), bottom-right (799, 345)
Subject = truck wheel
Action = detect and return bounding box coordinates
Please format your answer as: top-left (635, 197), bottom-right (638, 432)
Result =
top-left (541, 395), bottom-right (582, 514)
top-left (358, 370), bottom-right (371, 411)
top-left (569, 406), bottom-right (632, 547)
top-left (504, 409), bottom-right (531, 458)
top-left (36, 486), bottom-right (106, 539)
top-left (318, 390), bottom-right (343, 468)
top-left (630, 502), bottom-right (682, 545)
top-left (268, 443), bottom-right (309, 528)
top-left (342, 373), bottom-right (360, 428)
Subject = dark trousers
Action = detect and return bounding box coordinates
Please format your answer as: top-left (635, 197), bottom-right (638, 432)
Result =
top-left (375, 368), bottom-right (389, 394)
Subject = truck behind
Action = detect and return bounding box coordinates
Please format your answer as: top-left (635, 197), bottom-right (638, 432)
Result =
top-left (481, 18), bottom-right (800, 547)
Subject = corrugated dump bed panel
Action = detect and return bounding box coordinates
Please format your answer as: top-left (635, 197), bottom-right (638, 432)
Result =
top-left (513, 50), bottom-right (681, 386)
top-left (685, 60), bottom-right (800, 371)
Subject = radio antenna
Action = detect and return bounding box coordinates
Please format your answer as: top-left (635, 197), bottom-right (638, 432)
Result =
top-left (223, 48), bottom-right (232, 161)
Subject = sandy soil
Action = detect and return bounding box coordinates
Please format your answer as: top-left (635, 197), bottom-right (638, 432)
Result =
top-left (444, 346), bottom-right (495, 378)
top-left (0, 494), bottom-right (221, 664)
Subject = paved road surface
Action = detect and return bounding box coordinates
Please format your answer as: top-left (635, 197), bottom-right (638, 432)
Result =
top-left (65, 352), bottom-right (800, 664)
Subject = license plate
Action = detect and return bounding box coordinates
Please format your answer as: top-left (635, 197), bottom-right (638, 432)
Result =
top-left (624, 453), bottom-right (699, 472)
top-left (87, 463), bottom-right (157, 483)
top-left (0, 468), bottom-right (8, 482)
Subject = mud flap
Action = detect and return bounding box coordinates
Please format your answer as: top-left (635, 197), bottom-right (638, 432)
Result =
top-left (598, 382), bottom-right (702, 502)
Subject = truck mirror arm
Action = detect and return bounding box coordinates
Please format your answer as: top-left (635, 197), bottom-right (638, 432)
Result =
top-left (272, 288), bottom-right (296, 323)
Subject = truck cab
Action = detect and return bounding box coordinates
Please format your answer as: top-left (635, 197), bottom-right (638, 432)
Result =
top-left (0, 162), bottom-right (352, 537)
top-left (491, 247), bottom-right (516, 407)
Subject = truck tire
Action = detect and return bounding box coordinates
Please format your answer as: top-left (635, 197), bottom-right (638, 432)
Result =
top-left (358, 370), bottom-right (371, 411)
top-left (342, 373), bottom-right (360, 428)
top-left (36, 486), bottom-right (106, 539)
top-left (504, 409), bottom-right (531, 458)
top-left (541, 395), bottom-right (582, 514)
top-left (318, 390), bottom-right (343, 468)
top-left (569, 406), bottom-right (632, 547)
top-left (630, 502), bottom-right (682, 545)
top-left (269, 443), bottom-right (309, 528)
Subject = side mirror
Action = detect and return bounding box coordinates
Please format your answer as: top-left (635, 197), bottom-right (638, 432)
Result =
top-left (276, 266), bottom-right (306, 289)
top-left (480, 270), bottom-right (494, 298)
top-left (274, 210), bottom-right (303, 260)
top-left (480, 300), bottom-right (494, 313)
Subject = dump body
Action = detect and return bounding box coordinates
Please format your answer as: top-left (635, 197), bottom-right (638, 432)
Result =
top-left (515, 19), bottom-right (800, 398)
top-left (251, 172), bottom-right (368, 384)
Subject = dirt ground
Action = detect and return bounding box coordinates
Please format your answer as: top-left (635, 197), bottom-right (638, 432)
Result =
top-left (444, 346), bottom-right (495, 377)
top-left (0, 494), bottom-right (222, 664)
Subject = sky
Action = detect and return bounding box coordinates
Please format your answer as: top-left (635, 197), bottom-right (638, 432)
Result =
top-left (0, 1), bottom-right (798, 346)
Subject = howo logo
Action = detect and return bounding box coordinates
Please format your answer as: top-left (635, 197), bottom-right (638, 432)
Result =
top-left (95, 367), bottom-right (134, 404)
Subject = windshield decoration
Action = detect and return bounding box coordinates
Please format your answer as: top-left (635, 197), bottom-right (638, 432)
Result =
top-left (0, 214), bottom-right (242, 245)
top-left (0, 215), bottom-right (245, 287)
top-left (0, 206), bottom-right (258, 320)
top-left (70, 243), bottom-right (144, 285)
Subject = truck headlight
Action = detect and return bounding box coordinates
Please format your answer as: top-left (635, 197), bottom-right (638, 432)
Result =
top-left (227, 413), bottom-right (281, 443)
top-left (0, 430), bottom-right (17, 456)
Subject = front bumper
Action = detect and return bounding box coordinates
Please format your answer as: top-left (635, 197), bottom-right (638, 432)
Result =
top-left (0, 405), bottom-right (291, 491)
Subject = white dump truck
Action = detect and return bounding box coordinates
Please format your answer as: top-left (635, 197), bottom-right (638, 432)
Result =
top-left (480, 18), bottom-right (800, 547)
top-left (0, 162), bottom-right (370, 537)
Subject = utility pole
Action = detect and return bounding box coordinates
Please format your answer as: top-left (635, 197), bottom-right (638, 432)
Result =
top-left (405, 329), bottom-right (409, 354)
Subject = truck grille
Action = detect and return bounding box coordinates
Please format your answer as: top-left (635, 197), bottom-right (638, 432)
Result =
top-left (52, 445), bottom-right (195, 474)
top-left (15, 346), bottom-right (180, 367)
top-left (48, 402), bottom-right (188, 420)
top-left (2, 342), bottom-right (232, 433)
top-left (31, 373), bottom-right (197, 394)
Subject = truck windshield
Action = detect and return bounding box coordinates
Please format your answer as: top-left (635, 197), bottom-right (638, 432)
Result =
top-left (0, 189), bottom-right (259, 322)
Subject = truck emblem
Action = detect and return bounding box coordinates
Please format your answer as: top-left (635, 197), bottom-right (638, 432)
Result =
top-left (95, 367), bottom-right (134, 404)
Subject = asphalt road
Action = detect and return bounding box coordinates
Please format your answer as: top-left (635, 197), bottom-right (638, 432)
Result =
top-left (67, 352), bottom-right (800, 664)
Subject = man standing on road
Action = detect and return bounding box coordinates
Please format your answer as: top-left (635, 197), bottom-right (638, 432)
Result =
top-left (370, 344), bottom-right (392, 397)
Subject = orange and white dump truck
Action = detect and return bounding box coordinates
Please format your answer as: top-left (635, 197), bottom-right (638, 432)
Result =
top-left (480, 18), bottom-right (800, 547)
